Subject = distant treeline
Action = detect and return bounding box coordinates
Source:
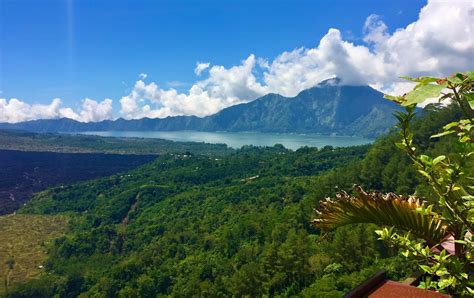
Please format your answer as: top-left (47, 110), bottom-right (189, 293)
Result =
top-left (0, 129), bottom-right (232, 156)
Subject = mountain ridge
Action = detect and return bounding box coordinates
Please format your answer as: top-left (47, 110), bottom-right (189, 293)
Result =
top-left (0, 81), bottom-right (401, 138)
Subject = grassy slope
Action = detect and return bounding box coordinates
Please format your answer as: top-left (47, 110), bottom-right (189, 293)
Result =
top-left (0, 215), bottom-right (68, 293)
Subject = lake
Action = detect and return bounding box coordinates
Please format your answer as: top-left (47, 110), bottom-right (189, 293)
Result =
top-left (78, 131), bottom-right (373, 150)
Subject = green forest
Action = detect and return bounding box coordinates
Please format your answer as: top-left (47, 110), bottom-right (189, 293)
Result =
top-left (3, 101), bottom-right (468, 297)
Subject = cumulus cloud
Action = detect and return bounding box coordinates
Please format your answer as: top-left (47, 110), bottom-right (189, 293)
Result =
top-left (73, 98), bottom-right (114, 122)
top-left (363, 14), bottom-right (389, 45)
top-left (0, 97), bottom-right (113, 123)
top-left (262, 28), bottom-right (373, 95)
top-left (3, 0), bottom-right (473, 123)
top-left (194, 62), bottom-right (210, 76)
top-left (120, 55), bottom-right (268, 119)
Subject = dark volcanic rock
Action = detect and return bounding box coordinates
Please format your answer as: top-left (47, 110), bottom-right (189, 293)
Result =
top-left (0, 150), bottom-right (155, 215)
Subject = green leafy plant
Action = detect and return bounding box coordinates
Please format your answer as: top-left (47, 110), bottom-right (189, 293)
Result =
top-left (313, 71), bottom-right (474, 296)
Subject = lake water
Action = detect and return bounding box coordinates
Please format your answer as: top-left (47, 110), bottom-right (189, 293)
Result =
top-left (78, 131), bottom-right (373, 150)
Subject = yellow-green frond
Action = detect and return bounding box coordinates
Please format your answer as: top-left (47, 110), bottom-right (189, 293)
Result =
top-left (312, 186), bottom-right (449, 246)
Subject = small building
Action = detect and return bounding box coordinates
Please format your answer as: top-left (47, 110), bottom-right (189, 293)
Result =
top-left (345, 271), bottom-right (450, 298)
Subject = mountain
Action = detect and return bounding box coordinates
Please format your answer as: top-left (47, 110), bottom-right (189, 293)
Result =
top-left (0, 80), bottom-right (401, 138)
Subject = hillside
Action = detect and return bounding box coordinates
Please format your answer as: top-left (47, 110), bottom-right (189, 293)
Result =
top-left (4, 105), bottom-right (463, 297)
top-left (0, 130), bottom-right (232, 215)
top-left (0, 80), bottom-right (400, 138)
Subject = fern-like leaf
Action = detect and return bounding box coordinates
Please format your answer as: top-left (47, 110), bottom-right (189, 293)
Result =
top-left (312, 185), bottom-right (449, 247)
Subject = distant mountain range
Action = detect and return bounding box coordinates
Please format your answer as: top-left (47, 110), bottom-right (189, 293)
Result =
top-left (0, 79), bottom-right (401, 138)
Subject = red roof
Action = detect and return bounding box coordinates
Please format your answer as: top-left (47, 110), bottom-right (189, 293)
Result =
top-left (368, 280), bottom-right (450, 298)
top-left (345, 271), bottom-right (450, 298)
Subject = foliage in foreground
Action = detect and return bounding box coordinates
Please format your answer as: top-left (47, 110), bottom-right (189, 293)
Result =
top-left (314, 71), bottom-right (474, 296)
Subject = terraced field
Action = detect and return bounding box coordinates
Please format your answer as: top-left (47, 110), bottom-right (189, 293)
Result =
top-left (0, 214), bottom-right (68, 293)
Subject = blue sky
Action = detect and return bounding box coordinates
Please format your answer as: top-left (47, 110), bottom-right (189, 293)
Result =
top-left (1, 0), bottom-right (424, 102)
top-left (1, 0), bottom-right (473, 122)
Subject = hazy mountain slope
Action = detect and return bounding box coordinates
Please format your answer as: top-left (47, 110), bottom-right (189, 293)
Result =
top-left (207, 81), bottom-right (399, 136)
top-left (0, 80), bottom-right (400, 137)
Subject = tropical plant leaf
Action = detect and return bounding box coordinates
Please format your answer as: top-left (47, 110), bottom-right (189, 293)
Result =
top-left (403, 84), bottom-right (446, 106)
top-left (384, 94), bottom-right (404, 104)
top-left (312, 186), bottom-right (449, 246)
top-left (400, 76), bottom-right (439, 84)
top-left (447, 76), bottom-right (464, 84)
top-left (462, 71), bottom-right (474, 80)
top-left (464, 93), bottom-right (474, 109)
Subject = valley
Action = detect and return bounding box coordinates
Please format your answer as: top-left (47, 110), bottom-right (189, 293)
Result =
top-left (2, 104), bottom-right (466, 296)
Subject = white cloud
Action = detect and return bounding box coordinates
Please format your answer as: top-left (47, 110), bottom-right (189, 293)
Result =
top-left (0, 98), bottom-right (63, 123)
top-left (75, 98), bottom-right (114, 122)
top-left (194, 62), bottom-right (210, 76)
top-left (120, 55), bottom-right (268, 119)
top-left (3, 0), bottom-right (473, 123)
top-left (363, 14), bottom-right (389, 45)
top-left (262, 28), bottom-right (372, 95)
top-left (0, 97), bottom-right (113, 123)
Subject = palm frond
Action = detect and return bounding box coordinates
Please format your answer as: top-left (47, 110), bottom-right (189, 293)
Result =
top-left (312, 186), bottom-right (449, 246)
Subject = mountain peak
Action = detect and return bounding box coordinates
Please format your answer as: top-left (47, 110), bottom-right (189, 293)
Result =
top-left (317, 77), bottom-right (341, 87)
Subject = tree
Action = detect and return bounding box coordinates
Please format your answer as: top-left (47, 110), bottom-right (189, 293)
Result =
top-left (313, 71), bottom-right (474, 296)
